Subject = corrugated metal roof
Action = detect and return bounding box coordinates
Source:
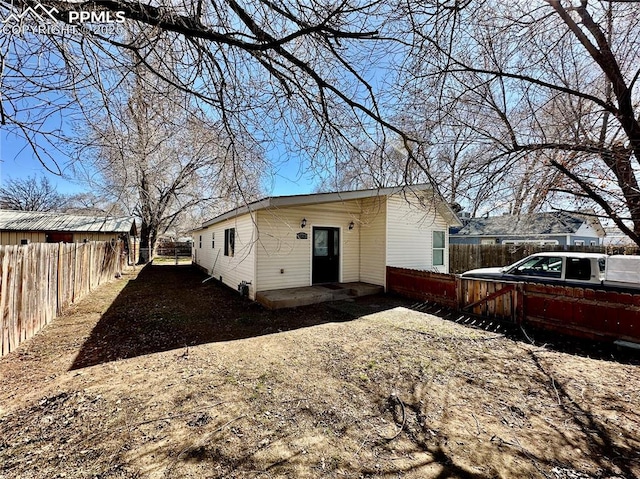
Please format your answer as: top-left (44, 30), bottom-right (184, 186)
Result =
top-left (0, 210), bottom-right (137, 234)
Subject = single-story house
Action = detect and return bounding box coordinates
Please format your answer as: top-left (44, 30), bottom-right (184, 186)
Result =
top-left (0, 209), bottom-right (139, 262)
top-left (449, 211), bottom-right (605, 246)
top-left (602, 226), bottom-right (636, 247)
top-left (193, 185), bottom-right (462, 304)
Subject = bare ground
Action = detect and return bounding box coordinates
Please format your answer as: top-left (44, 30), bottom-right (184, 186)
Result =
top-left (0, 264), bottom-right (639, 479)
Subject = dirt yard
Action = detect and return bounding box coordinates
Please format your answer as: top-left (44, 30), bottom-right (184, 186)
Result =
top-left (0, 264), bottom-right (638, 478)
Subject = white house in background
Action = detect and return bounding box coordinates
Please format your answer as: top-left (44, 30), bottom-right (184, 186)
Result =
top-left (192, 185), bottom-right (462, 303)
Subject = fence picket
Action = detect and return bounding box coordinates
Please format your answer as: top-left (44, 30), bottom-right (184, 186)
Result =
top-left (0, 241), bottom-right (124, 357)
top-left (0, 249), bottom-right (6, 356)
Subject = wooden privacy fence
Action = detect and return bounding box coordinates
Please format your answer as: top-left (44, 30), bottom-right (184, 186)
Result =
top-left (1, 241), bottom-right (125, 357)
top-left (387, 266), bottom-right (640, 344)
top-left (449, 244), bottom-right (640, 274)
top-left (156, 241), bottom-right (192, 257)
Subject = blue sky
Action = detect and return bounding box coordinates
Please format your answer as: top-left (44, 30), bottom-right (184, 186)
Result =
top-left (1, 129), bottom-right (318, 198)
top-left (0, 131), bottom-right (87, 194)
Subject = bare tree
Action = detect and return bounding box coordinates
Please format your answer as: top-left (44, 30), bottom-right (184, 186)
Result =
top-left (78, 54), bottom-right (265, 259)
top-left (399, 0), bottom-right (640, 244)
top-left (62, 191), bottom-right (123, 215)
top-left (0, 0), bottom-right (410, 186)
top-left (0, 175), bottom-right (66, 211)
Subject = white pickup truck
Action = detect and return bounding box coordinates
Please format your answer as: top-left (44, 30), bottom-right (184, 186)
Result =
top-left (460, 252), bottom-right (640, 289)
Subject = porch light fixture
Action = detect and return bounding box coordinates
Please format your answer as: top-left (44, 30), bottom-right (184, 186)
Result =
top-left (301, 218), bottom-right (307, 228)
top-left (348, 221), bottom-right (355, 230)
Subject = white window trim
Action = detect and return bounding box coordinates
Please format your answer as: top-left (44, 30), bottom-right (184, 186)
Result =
top-left (433, 230), bottom-right (446, 267)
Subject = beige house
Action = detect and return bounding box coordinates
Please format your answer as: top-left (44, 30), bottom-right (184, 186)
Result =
top-left (193, 185), bottom-right (462, 304)
top-left (0, 210), bottom-right (139, 262)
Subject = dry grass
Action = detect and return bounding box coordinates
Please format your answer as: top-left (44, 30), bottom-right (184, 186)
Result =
top-left (0, 265), bottom-right (638, 478)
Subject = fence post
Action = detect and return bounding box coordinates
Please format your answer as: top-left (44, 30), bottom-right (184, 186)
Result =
top-left (455, 275), bottom-right (462, 312)
top-left (514, 283), bottom-right (525, 324)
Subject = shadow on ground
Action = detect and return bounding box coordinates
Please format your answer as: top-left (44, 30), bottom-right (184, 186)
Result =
top-left (70, 264), bottom-right (638, 371)
top-left (70, 264), bottom-right (408, 370)
top-left (407, 300), bottom-right (640, 365)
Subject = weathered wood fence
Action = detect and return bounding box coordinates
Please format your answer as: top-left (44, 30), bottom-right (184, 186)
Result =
top-left (156, 241), bottom-right (192, 261)
top-left (449, 244), bottom-right (640, 274)
top-left (1, 241), bottom-right (125, 357)
top-left (387, 266), bottom-right (640, 344)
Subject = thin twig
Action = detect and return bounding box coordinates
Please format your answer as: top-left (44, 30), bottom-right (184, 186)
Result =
top-left (381, 394), bottom-right (406, 441)
top-left (551, 378), bottom-right (562, 405)
top-left (519, 324), bottom-right (536, 345)
top-left (472, 413), bottom-right (482, 435)
top-left (165, 414), bottom-right (246, 477)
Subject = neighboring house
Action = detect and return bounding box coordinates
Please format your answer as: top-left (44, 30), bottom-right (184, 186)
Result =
top-left (193, 185), bottom-right (462, 302)
top-left (602, 226), bottom-right (637, 247)
top-left (450, 211), bottom-right (605, 246)
top-left (0, 209), bottom-right (139, 262)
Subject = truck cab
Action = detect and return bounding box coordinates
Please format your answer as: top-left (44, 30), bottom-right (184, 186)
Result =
top-left (460, 252), bottom-right (607, 285)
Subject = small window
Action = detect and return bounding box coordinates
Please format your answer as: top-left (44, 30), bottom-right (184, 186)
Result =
top-left (212, 232), bottom-right (215, 249)
top-left (566, 257), bottom-right (591, 281)
top-left (574, 240), bottom-right (585, 246)
top-left (224, 228), bottom-right (235, 257)
top-left (199, 235), bottom-right (202, 248)
top-left (433, 231), bottom-right (445, 266)
top-left (590, 241), bottom-right (597, 246)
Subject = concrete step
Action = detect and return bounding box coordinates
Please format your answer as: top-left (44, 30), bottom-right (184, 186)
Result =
top-left (256, 282), bottom-right (384, 310)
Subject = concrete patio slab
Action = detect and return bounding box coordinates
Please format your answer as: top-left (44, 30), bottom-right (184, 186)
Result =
top-left (256, 282), bottom-right (384, 310)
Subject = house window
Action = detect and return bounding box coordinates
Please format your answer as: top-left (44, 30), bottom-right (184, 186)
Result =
top-left (199, 235), bottom-right (202, 248)
top-left (212, 232), bottom-right (215, 249)
top-left (224, 228), bottom-right (235, 257)
top-left (590, 241), bottom-right (597, 246)
top-left (574, 240), bottom-right (585, 246)
top-left (433, 231), bottom-right (445, 266)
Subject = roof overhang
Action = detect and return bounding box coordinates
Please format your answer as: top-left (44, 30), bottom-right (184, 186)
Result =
top-left (203, 185), bottom-right (463, 228)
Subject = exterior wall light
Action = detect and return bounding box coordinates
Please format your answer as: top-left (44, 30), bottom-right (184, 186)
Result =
top-left (301, 218), bottom-right (307, 228)
top-left (348, 221), bottom-right (355, 230)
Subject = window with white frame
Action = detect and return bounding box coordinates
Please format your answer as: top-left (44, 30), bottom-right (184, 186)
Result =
top-left (433, 231), bottom-right (445, 266)
top-left (199, 235), bottom-right (202, 248)
top-left (212, 232), bottom-right (215, 249)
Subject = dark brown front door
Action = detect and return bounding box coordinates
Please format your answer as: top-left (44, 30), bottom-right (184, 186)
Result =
top-left (312, 227), bottom-right (339, 284)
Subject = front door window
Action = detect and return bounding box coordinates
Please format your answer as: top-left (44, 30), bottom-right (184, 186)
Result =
top-left (312, 227), bottom-right (339, 284)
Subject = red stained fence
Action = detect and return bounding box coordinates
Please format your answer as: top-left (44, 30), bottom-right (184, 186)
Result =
top-left (387, 267), bottom-right (640, 344)
top-left (385, 268), bottom-right (458, 309)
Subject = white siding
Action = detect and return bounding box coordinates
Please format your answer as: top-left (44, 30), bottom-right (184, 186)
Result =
top-left (193, 214), bottom-right (257, 299)
top-left (575, 222), bottom-right (600, 242)
top-left (193, 189), bottom-right (454, 298)
top-left (359, 196), bottom-right (386, 286)
top-left (256, 202), bottom-right (361, 291)
top-left (386, 193), bottom-right (450, 273)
